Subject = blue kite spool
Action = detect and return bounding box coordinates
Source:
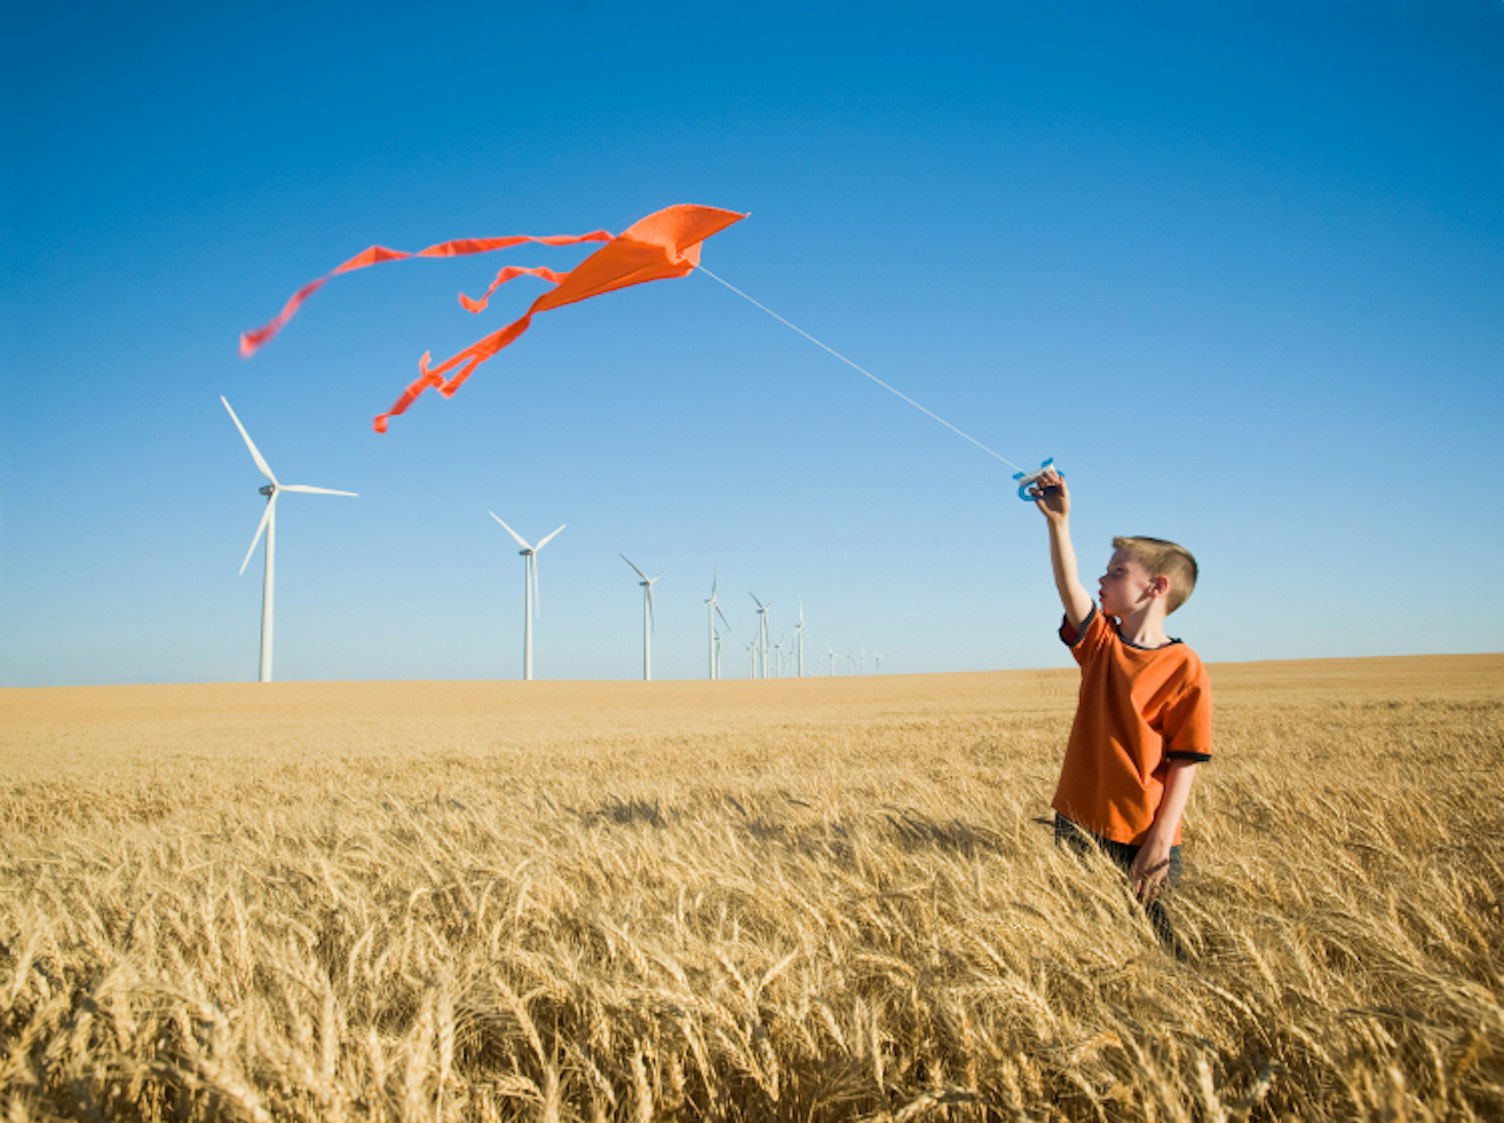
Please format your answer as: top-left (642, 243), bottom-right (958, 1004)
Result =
top-left (1013, 458), bottom-right (1061, 501)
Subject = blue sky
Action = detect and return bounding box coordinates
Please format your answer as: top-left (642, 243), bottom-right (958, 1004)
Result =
top-left (3, 1), bottom-right (1501, 685)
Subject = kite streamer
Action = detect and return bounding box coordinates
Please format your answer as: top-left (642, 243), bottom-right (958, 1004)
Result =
top-left (240, 204), bottom-right (746, 432)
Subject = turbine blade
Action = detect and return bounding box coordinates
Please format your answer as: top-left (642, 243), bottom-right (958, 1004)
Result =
top-left (282, 484), bottom-right (358, 497)
top-left (534, 524), bottom-right (566, 552)
top-left (716, 604), bottom-right (733, 631)
top-left (239, 493), bottom-right (276, 576)
top-left (749, 592), bottom-right (763, 610)
top-left (646, 584), bottom-right (655, 631)
top-left (620, 554), bottom-right (650, 582)
top-left (490, 512), bottom-right (532, 551)
top-left (221, 396), bottom-right (278, 485)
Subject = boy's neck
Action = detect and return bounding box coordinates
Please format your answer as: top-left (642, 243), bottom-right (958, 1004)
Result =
top-left (1114, 604), bottom-right (1172, 649)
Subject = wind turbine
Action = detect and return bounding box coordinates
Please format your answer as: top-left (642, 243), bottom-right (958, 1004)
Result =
top-left (221, 395), bottom-right (357, 683)
top-left (704, 572), bottom-right (732, 680)
top-left (875, 652), bottom-right (883, 674)
top-left (773, 633), bottom-right (786, 679)
top-left (489, 513), bottom-right (564, 681)
top-left (749, 594), bottom-right (771, 679)
top-left (827, 645), bottom-right (838, 676)
top-left (621, 555), bottom-right (664, 680)
top-left (745, 639), bottom-right (757, 678)
top-left (795, 598), bottom-right (806, 678)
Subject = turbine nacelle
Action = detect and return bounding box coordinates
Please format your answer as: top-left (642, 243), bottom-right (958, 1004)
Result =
top-left (490, 513), bottom-right (564, 558)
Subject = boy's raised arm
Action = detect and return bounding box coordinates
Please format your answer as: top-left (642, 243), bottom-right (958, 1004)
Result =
top-left (1030, 470), bottom-right (1093, 631)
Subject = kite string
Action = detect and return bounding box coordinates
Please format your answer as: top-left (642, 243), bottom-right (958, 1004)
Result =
top-left (693, 263), bottom-right (1025, 474)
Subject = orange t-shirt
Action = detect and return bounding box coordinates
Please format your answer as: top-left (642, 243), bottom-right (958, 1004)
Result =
top-left (1051, 609), bottom-right (1212, 846)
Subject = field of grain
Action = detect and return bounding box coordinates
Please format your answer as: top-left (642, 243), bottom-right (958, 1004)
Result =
top-left (3, 655), bottom-right (1502, 1121)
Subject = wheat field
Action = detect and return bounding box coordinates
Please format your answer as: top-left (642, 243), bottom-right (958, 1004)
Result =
top-left (2, 655), bottom-right (1501, 1121)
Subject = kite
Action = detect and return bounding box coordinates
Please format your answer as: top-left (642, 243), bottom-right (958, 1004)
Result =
top-left (240, 203), bottom-right (747, 432)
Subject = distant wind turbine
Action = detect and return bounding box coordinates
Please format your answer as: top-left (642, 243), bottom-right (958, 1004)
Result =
top-left (704, 572), bottom-right (732, 680)
top-left (749, 594), bottom-right (772, 679)
top-left (875, 652), bottom-right (883, 674)
top-left (622, 555), bottom-right (664, 680)
top-left (745, 639), bottom-right (757, 679)
top-left (795, 598), bottom-right (806, 678)
top-left (221, 396), bottom-right (357, 684)
top-left (489, 513), bottom-right (564, 681)
top-left (827, 645), bottom-right (838, 676)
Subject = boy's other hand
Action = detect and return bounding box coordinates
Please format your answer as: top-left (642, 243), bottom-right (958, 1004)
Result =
top-left (1030, 469), bottom-right (1070, 521)
top-left (1130, 836), bottom-right (1173, 902)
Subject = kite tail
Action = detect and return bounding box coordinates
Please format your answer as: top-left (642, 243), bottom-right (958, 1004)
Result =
top-left (459, 265), bottom-right (572, 314)
top-left (239, 277), bottom-right (329, 356)
top-left (418, 230), bottom-right (611, 258)
top-left (240, 231), bottom-right (613, 356)
top-left (372, 311), bottom-right (537, 433)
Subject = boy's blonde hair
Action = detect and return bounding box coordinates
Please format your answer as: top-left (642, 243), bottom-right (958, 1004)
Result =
top-left (1113, 535), bottom-right (1198, 614)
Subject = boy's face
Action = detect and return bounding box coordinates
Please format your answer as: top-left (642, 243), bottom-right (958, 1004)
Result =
top-left (1098, 549), bottom-right (1158, 618)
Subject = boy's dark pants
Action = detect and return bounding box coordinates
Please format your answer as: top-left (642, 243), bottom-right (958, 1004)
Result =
top-left (1053, 814), bottom-right (1186, 958)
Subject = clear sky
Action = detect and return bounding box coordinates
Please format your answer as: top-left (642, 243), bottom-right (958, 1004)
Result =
top-left (3, 1), bottom-right (1501, 686)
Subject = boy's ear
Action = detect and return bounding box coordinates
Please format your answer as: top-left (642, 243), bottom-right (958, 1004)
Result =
top-left (1149, 574), bottom-right (1171, 599)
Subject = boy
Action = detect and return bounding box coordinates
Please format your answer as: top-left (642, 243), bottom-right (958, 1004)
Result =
top-left (1028, 468), bottom-right (1212, 939)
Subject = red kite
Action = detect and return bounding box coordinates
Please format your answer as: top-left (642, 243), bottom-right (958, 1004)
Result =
top-left (240, 203), bottom-right (746, 432)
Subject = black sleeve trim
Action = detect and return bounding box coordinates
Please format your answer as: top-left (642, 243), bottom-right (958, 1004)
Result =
top-left (1166, 750), bottom-right (1212, 764)
top-left (1058, 606), bottom-right (1098, 648)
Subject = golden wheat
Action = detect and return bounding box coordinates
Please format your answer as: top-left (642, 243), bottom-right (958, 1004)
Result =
top-left (2, 656), bottom-right (1501, 1120)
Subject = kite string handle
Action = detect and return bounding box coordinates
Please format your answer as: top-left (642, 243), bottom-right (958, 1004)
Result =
top-left (1012, 458), bottom-right (1062, 501)
top-left (693, 263), bottom-right (1027, 475)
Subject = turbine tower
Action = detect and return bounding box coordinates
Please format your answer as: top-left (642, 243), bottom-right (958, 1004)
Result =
top-left (704, 572), bottom-right (732, 680)
top-left (221, 396), bottom-right (357, 684)
top-left (621, 555), bottom-right (664, 680)
top-left (749, 593), bottom-right (771, 679)
top-left (489, 513), bottom-right (565, 681)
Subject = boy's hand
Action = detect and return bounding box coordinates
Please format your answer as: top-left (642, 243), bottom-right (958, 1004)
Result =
top-left (1130, 835), bottom-right (1173, 902)
top-left (1029, 469), bottom-right (1070, 522)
